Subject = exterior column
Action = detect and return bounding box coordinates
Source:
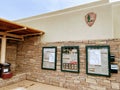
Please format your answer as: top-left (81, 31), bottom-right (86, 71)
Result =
top-left (1, 35), bottom-right (7, 64)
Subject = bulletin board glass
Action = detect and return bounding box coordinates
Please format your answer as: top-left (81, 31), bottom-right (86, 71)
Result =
top-left (86, 45), bottom-right (111, 77)
top-left (41, 47), bottom-right (57, 70)
top-left (61, 46), bottom-right (79, 73)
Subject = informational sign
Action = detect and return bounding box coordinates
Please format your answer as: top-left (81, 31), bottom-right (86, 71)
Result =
top-left (49, 53), bottom-right (55, 62)
top-left (42, 47), bottom-right (57, 70)
top-left (89, 49), bottom-right (101, 65)
top-left (86, 45), bottom-right (111, 77)
top-left (61, 46), bottom-right (79, 73)
top-left (111, 64), bottom-right (118, 70)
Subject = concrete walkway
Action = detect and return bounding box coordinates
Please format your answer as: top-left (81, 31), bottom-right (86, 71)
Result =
top-left (0, 80), bottom-right (70, 90)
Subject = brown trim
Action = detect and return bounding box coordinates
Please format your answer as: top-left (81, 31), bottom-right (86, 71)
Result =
top-left (0, 18), bottom-right (45, 40)
top-left (6, 27), bottom-right (27, 33)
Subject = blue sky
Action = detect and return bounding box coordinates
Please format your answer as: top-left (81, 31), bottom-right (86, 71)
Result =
top-left (0, 0), bottom-right (117, 20)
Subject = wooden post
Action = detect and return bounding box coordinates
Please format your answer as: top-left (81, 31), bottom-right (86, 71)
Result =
top-left (1, 35), bottom-right (7, 64)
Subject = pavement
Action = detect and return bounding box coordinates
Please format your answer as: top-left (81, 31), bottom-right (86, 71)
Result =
top-left (0, 80), bottom-right (70, 90)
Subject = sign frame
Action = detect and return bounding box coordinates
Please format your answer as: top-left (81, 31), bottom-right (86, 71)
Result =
top-left (86, 45), bottom-right (111, 77)
top-left (61, 46), bottom-right (80, 73)
top-left (41, 46), bottom-right (57, 70)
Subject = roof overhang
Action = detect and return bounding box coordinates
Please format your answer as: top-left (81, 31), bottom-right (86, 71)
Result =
top-left (0, 18), bottom-right (45, 41)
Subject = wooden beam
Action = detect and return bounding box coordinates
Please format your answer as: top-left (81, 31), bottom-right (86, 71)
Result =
top-left (7, 33), bottom-right (23, 39)
top-left (7, 37), bottom-right (24, 41)
top-left (6, 27), bottom-right (27, 33)
top-left (22, 33), bottom-right (42, 37)
top-left (0, 32), bottom-right (23, 39)
top-left (0, 36), bottom-right (24, 41)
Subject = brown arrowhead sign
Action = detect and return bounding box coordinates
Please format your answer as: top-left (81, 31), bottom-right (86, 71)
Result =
top-left (85, 12), bottom-right (96, 27)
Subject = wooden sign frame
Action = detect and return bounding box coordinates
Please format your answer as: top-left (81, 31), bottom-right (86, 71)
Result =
top-left (41, 47), bottom-right (57, 70)
top-left (86, 45), bottom-right (111, 77)
top-left (61, 46), bottom-right (80, 73)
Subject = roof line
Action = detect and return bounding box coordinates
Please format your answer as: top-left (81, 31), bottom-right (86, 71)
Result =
top-left (0, 18), bottom-right (45, 35)
top-left (15, 0), bottom-right (109, 22)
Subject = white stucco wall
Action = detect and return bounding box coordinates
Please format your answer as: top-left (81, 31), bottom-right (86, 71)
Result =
top-left (15, 0), bottom-right (113, 42)
top-left (112, 2), bottom-right (120, 38)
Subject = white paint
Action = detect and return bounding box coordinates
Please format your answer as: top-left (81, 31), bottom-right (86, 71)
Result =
top-left (112, 2), bottom-right (120, 38)
top-left (15, 0), bottom-right (114, 42)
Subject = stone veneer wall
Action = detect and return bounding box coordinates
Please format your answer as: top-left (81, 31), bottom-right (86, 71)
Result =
top-left (0, 40), bottom-right (17, 73)
top-left (6, 41), bottom-right (17, 73)
top-left (0, 73), bottom-right (27, 87)
top-left (16, 36), bottom-right (120, 90)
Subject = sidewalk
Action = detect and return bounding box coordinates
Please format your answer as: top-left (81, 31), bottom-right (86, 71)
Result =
top-left (0, 80), bottom-right (70, 90)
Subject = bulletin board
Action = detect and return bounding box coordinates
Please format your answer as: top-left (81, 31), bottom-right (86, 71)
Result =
top-left (86, 45), bottom-right (111, 77)
top-left (41, 47), bottom-right (57, 70)
top-left (61, 46), bottom-right (79, 73)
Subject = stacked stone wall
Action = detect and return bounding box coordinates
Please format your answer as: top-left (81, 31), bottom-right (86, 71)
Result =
top-left (0, 40), bottom-right (17, 73)
top-left (16, 37), bottom-right (120, 90)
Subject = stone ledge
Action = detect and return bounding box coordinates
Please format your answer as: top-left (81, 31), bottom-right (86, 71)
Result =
top-left (0, 72), bottom-right (27, 87)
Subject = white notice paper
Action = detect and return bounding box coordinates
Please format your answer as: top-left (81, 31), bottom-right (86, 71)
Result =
top-left (3, 69), bottom-right (8, 73)
top-left (89, 49), bottom-right (101, 65)
top-left (49, 53), bottom-right (55, 62)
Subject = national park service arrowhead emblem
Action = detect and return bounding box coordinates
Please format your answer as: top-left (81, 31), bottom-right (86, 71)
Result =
top-left (85, 12), bottom-right (96, 27)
